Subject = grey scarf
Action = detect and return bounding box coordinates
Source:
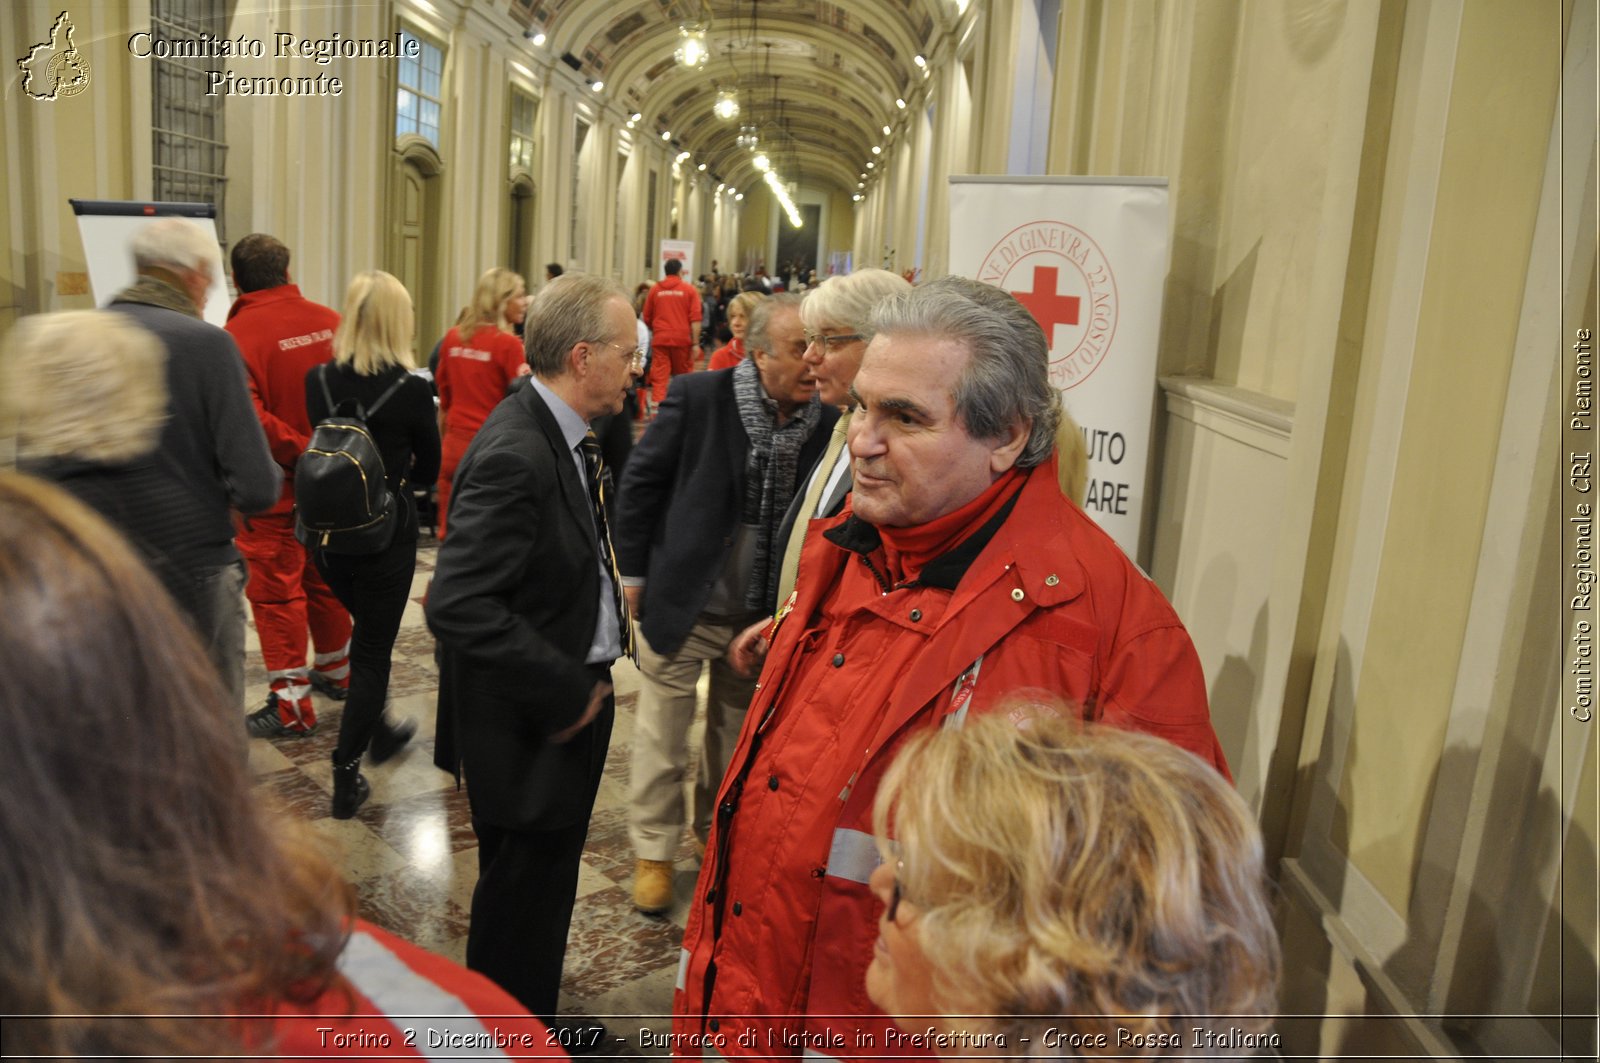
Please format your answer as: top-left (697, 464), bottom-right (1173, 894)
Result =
top-left (731, 356), bottom-right (823, 610)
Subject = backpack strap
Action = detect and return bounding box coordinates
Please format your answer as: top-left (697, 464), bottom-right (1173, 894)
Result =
top-left (320, 364), bottom-right (409, 421)
top-left (318, 363), bottom-right (345, 418)
top-left (363, 370), bottom-right (410, 419)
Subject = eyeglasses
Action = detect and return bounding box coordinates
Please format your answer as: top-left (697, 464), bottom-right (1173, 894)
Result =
top-left (886, 859), bottom-right (910, 923)
top-left (599, 340), bottom-right (647, 371)
top-left (804, 331), bottom-right (864, 350)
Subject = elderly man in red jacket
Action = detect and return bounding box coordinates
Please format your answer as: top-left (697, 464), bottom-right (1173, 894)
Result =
top-left (640, 257), bottom-right (701, 410)
top-left (225, 234), bottom-right (352, 738)
top-left (673, 276), bottom-right (1227, 1061)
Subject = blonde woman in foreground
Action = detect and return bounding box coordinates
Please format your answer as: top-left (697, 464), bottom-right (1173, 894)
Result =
top-left (868, 710), bottom-right (1280, 1058)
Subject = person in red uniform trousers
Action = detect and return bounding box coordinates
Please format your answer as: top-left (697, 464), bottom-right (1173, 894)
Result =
top-left (225, 233), bottom-right (352, 738)
top-left (0, 472), bottom-right (574, 1062)
top-left (436, 267), bottom-right (530, 537)
top-left (674, 277), bottom-right (1227, 1060)
top-left (707, 290), bottom-right (764, 371)
top-left (641, 257), bottom-right (701, 410)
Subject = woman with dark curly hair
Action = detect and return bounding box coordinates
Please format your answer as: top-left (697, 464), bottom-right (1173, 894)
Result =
top-left (0, 472), bottom-right (560, 1060)
top-left (867, 710), bottom-right (1280, 1057)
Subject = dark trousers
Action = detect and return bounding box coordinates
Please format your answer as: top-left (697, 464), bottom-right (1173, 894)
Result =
top-left (315, 531), bottom-right (417, 764)
top-left (466, 682), bottom-right (614, 1020)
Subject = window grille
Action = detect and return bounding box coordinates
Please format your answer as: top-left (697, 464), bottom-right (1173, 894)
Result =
top-left (150, 0), bottom-right (228, 241)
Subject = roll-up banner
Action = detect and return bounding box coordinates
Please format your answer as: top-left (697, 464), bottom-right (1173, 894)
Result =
top-left (948, 176), bottom-right (1170, 560)
top-left (658, 239), bottom-right (695, 280)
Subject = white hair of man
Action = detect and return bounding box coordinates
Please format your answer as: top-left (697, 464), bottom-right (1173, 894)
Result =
top-left (799, 268), bottom-right (911, 338)
top-left (129, 218), bottom-right (217, 277)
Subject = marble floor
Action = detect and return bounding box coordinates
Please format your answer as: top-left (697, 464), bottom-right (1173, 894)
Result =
top-left (246, 537), bottom-right (703, 1057)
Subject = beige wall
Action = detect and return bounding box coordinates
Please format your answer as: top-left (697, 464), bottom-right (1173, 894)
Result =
top-left (2, 0), bottom-right (151, 325)
top-left (1334, 0), bottom-right (1560, 911)
top-left (878, 0), bottom-right (1590, 1056)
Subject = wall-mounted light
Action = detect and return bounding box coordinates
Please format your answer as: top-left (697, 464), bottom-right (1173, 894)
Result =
top-left (852, 193), bottom-right (862, 201)
top-left (527, 31), bottom-right (546, 47)
top-left (661, 129), bottom-right (672, 140)
top-left (882, 124), bottom-right (891, 135)
top-left (697, 162), bottom-right (707, 171)
top-left (913, 54), bottom-right (926, 67)
top-left (871, 145), bottom-right (881, 155)
top-left (866, 161), bottom-right (875, 169)
top-left (675, 22), bottom-right (709, 67)
top-left (895, 97), bottom-right (906, 109)
top-left (590, 79), bottom-right (604, 92)
top-left (734, 192), bottom-right (744, 201)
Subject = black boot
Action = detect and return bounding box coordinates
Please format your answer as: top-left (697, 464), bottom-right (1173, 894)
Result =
top-left (367, 716), bottom-right (417, 766)
top-left (331, 755), bottom-right (370, 820)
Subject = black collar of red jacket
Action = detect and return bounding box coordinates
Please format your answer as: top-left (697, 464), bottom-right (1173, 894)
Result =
top-left (822, 480), bottom-right (1024, 591)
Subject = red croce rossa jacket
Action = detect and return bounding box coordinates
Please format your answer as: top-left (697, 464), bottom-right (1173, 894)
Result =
top-left (225, 284), bottom-right (340, 515)
top-left (672, 456), bottom-right (1226, 1061)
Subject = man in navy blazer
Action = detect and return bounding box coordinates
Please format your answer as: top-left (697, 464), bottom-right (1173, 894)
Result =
top-left (427, 273), bottom-right (642, 1027)
top-left (615, 293), bottom-right (836, 914)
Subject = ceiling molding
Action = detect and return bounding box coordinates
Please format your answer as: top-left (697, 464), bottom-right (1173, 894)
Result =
top-left (514, 0), bottom-right (951, 195)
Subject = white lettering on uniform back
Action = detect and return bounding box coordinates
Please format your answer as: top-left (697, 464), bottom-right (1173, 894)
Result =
top-left (279, 328), bottom-right (334, 351)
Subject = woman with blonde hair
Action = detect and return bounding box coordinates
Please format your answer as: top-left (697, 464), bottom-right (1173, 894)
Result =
top-left (304, 270), bottom-right (439, 818)
top-left (0, 309), bottom-right (206, 621)
top-left (1055, 406), bottom-right (1090, 507)
top-left (708, 289), bottom-right (764, 370)
top-left (435, 266), bottom-right (529, 536)
top-left (0, 472), bottom-right (559, 1059)
top-left (867, 710), bottom-right (1280, 1056)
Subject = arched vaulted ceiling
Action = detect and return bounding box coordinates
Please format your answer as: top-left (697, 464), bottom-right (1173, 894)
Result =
top-left (522, 0), bottom-right (948, 197)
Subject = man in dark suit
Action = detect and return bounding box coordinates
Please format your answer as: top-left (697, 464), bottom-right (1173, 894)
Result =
top-left (427, 273), bottom-right (642, 1028)
top-left (615, 293), bottom-right (836, 914)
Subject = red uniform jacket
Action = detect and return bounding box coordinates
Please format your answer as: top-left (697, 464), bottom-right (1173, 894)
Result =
top-left (641, 274), bottom-right (702, 346)
top-left (672, 457), bottom-right (1225, 1060)
top-left (708, 337), bottom-right (745, 371)
top-left (226, 284), bottom-right (340, 514)
top-left (258, 920), bottom-right (568, 1059)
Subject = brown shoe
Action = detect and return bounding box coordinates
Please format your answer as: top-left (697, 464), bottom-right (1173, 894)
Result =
top-left (633, 859), bottom-right (674, 914)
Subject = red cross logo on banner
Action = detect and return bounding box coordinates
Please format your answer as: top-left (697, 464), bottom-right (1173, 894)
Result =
top-left (1011, 265), bottom-right (1080, 339)
top-left (979, 220), bottom-right (1119, 390)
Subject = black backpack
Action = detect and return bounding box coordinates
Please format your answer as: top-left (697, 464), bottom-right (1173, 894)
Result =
top-left (294, 365), bottom-right (409, 554)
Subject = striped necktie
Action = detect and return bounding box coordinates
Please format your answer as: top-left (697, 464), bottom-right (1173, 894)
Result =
top-left (579, 430), bottom-right (637, 662)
